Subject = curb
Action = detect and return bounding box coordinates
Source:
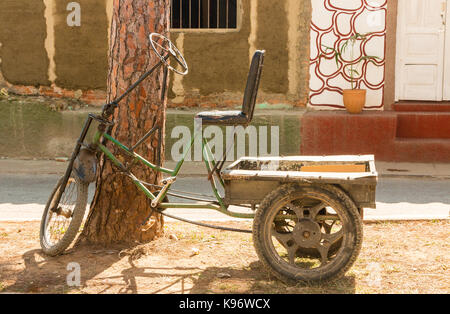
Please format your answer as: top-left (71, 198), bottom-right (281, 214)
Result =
top-left (379, 174), bottom-right (450, 180)
top-left (363, 217), bottom-right (449, 223)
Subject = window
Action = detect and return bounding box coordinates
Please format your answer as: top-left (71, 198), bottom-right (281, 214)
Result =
top-left (171, 0), bottom-right (238, 30)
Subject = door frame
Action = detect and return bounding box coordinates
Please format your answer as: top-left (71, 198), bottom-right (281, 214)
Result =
top-left (394, 0), bottom-right (404, 102)
top-left (444, 1), bottom-right (450, 99)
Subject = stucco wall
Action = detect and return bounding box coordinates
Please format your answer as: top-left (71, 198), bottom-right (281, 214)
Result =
top-left (0, 0), bottom-right (312, 107)
top-left (255, 0), bottom-right (289, 94)
top-left (171, 1), bottom-right (252, 98)
top-left (0, 0), bottom-right (50, 86)
top-left (170, 0), bottom-right (312, 106)
top-left (53, 0), bottom-right (109, 90)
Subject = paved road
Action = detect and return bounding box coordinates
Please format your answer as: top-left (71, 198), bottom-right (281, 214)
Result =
top-left (0, 173), bottom-right (448, 222)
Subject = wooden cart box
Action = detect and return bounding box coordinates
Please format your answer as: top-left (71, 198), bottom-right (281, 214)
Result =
top-left (221, 155), bottom-right (378, 209)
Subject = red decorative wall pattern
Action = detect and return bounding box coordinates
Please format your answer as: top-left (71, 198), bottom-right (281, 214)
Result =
top-left (309, 0), bottom-right (387, 109)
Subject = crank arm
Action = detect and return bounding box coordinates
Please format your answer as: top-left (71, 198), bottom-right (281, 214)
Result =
top-left (151, 177), bottom-right (176, 208)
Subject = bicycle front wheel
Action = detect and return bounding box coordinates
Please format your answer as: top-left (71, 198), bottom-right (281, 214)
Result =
top-left (40, 175), bottom-right (89, 256)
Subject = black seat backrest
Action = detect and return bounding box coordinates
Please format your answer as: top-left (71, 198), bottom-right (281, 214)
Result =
top-left (242, 50), bottom-right (265, 122)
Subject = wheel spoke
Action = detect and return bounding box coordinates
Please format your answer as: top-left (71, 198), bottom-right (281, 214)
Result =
top-left (309, 202), bottom-right (325, 219)
top-left (315, 226), bottom-right (344, 265)
top-left (288, 202), bottom-right (304, 220)
top-left (45, 179), bottom-right (78, 245)
top-left (322, 220), bottom-right (335, 234)
top-left (322, 229), bottom-right (344, 246)
top-left (315, 243), bottom-right (330, 265)
top-left (168, 42), bottom-right (177, 55)
top-left (272, 225), bottom-right (300, 265)
top-left (286, 244), bottom-right (299, 265)
top-left (153, 40), bottom-right (169, 52)
top-left (271, 227), bottom-right (294, 249)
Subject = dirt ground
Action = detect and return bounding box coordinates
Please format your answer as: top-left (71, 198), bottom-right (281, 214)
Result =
top-left (0, 220), bottom-right (448, 294)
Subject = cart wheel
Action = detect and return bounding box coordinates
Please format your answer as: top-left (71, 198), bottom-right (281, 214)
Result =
top-left (253, 183), bottom-right (363, 284)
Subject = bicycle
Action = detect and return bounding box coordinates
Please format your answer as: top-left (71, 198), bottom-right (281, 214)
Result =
top-left (40, 33), bottom-right (377, 284)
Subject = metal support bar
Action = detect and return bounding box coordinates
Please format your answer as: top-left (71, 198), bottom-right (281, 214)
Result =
top-left (142, 206), bottom-right (252, 234)
top-left (165, 191), bottom-right (218, 203)
top-left (130, 126), bottom-right (159, 152)
top-left (110, 54), bottom-right (169, 107)
top-left (207, 126), bottom-right (236, 181)
top-left (161, 66), bottom-right (169, 102)
top-left (159, 210), bottom-right (252, 233)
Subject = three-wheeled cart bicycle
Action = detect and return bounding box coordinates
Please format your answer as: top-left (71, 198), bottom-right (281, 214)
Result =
top-left (40, 33), bottom-right (378, 284)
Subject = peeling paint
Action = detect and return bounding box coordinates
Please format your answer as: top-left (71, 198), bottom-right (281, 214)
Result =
top-left (106, 0), bottom-right (114, 45)
top-left (0, 0), bottom-right (49, 86)
top-left (0, 0), bottom-right (313, 107)
top-left (248, 0), bottom-right (258, 65)
top-left (43, 0), bottom-right (57, 83)
top-left (286, 0), bottom-right (301, 96)
top-left (172, 33), bottom-right (185, 104)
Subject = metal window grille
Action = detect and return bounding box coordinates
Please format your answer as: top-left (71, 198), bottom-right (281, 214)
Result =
top-left (171, 0), bottom-right (238, 29)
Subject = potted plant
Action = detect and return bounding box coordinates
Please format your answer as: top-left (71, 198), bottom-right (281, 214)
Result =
top-left (322, 33), bottom-right (380, 114)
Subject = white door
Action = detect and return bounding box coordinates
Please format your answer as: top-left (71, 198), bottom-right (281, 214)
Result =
top-left (396, 0), bottom-right (447, 101)
top-left (443, 2), bottom-right (450, 99)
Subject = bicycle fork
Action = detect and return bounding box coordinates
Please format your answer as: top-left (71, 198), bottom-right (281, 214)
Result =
top-left (49, 115), bottom-right (94, 213)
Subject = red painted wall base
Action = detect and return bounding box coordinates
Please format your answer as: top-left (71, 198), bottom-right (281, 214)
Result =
top-left (301, 111), bottom-right (450, 163)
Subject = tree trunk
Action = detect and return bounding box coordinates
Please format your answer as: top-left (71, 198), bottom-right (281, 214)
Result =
top-left (81, 0), bottom-right (170, 244)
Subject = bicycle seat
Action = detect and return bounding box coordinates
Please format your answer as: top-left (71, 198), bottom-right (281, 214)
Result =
top-left (195, 50), bottom-right (265, 126)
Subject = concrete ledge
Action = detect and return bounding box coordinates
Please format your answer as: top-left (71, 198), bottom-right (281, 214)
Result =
top-left (396, 112), bottom-right (450, 139)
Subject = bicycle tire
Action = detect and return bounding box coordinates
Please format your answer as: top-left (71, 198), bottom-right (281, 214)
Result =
top-left (40, 175), bottom-right (89, 256)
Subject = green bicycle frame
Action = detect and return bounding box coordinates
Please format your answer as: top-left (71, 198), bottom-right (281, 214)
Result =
top-left (92, 128), bottom-right (255, 220)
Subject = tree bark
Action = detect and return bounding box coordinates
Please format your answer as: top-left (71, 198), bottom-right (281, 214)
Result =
top-left (81, 0), bottom-right (170, 244)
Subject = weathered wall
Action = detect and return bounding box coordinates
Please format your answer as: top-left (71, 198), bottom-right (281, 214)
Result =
top-left (0, 0), bottom-right (50, 86)
top-left (53, 0), bottom-right (109, 90)
top-left (286, 0), bottom-right (313, 102)
top-left (255, 0), bottom-right (289, 94)
top-left (171, 1), bottom-right (251, 98)
top-left (170, 0), bottom-right (312, 107)
top-left (0, 0), bottom-right (312, 107)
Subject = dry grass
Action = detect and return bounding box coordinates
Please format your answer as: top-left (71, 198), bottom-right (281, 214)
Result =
top-left (0, 220), bottom-right (448, 294)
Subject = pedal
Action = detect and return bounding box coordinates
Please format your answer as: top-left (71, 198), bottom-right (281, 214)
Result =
top-left (161, 177), bottom-right (176, 185)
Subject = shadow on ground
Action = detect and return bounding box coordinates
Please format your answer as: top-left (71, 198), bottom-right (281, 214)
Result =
top-left (2, 246), bottom-right (356, 294)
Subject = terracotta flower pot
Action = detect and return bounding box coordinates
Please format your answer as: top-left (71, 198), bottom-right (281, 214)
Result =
top-left (343, 89), bottom-right (366, 114)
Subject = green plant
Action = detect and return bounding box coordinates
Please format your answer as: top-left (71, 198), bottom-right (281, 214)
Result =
top-left (322, 33), bottom-right (380, 90)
